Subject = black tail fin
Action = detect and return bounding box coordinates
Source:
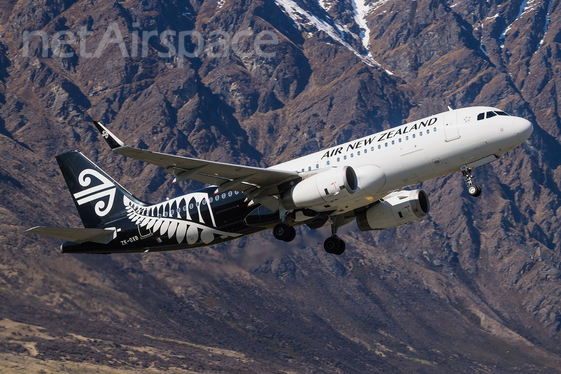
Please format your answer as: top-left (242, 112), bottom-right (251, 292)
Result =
top-left (56, 151), bottom-right (146, 228)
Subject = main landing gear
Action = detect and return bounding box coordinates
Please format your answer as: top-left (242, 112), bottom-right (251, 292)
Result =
top-left (323, 215), bottom-right (346, 255)
top-left (324, 236), bottom-right (345, 255)
top-left (460, 165), bottom-right (482, 197)
top-left (273, 222), bottom-right (296, 242)
top-left (272, 215), bottom-right (347, 255)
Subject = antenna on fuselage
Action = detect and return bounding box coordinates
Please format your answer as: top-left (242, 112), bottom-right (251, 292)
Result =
top-left (447, 106), bottom-right (454, 111)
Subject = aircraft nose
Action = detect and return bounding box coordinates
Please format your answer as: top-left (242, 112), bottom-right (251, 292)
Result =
top-left (516, 118), bottom-right (533, 143)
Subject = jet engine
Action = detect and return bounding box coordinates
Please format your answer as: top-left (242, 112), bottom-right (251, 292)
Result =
top-left (281, 166), bottom-right (358, 209)
top-left (356, 189), bottom-right (430, 231)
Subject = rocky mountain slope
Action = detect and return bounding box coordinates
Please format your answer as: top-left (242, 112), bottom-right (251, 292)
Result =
top-left (1, 0), bottom-right (561, 372)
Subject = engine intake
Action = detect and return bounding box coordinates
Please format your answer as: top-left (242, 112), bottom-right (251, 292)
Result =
top-left (356, 189), bottom-right (429, 231)
top-left (281, 166), bottom-right (358, 210)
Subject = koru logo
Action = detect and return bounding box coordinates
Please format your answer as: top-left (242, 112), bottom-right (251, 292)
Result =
top-left (73, 169), bottom-right (116, 217)
top-left (101, 130), bottom-right (109, 139)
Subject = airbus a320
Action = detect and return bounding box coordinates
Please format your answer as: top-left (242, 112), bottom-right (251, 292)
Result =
top-left (27, 107), bottom-right (533, 255)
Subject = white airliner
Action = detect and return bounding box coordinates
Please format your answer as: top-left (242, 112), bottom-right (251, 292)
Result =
top-left (27, 106), bottom-right (533, 255)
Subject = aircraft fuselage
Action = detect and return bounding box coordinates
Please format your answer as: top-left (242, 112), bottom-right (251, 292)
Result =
top-left (59, 106), bottom-right (532, 254)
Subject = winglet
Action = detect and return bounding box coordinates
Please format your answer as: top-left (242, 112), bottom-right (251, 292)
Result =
top-left (93, 121), bottom-right (126, 149)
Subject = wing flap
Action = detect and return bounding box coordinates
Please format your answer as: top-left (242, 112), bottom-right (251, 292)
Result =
top-left (26, 227), bottom-right (118, 244)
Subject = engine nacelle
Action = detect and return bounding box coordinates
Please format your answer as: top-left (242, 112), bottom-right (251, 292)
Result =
top-left (281, 166), bottom-right (358, 209)
top-left (356, 189), bottom-right (430, 231)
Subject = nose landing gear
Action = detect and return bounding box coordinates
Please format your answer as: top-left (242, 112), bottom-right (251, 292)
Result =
top-left (461, 165), bottom-right (481, 197)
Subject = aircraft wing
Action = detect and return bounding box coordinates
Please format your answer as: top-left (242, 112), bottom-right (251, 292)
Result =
top-left (26, 227), bottom-right (118, 244)
top-left (93, 122), bottom-right (299, 196)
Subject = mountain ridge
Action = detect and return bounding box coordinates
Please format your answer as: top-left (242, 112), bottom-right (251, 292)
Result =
top-left (1, 0), bottom-right (561, 372)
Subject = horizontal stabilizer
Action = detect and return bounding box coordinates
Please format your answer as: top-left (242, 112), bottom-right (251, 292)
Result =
top-left (26, 226), bottom-right (117, 244)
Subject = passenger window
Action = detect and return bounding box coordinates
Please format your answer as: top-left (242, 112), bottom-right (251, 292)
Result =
top-left (385, 142), bottom-right (388, 147)
top-left (433, 127), bottom-right (437, 132)
top-left (202, 199), bottom-right (207, 205)
top-left (477, 113), bottom-right (485, 121)
top-left (413, 134), bottom-right (416, 138)
top-left (378, 145), bottom-right (381, 149)
top-left (399, 138), bottom-right (402, 143)
top-left (327, 160), bottom-right (330, 165)
top-left (406, 136), bottom-right (409, 140)
top-left (228, 191), bottom-right (233, 197)
top-left (487, 111), bottom-right (497, 118)
top-left (358, 151), bottom-right (361, 155)
top-left (344, 155), bottom-right (347, 160)
top-left (391, 140), bottom-right (395, 145)
top-left (209, 197), bottom-right (213, 203)
top-left (316, 164), bottom-right (319, 169)
top-left (427, 129), bottom-right (430, 134)
top-left (308, 166), bottom-right (311, 171)
top-left (301, 168), bottom-right (305, 172)
top-left (371, 147), bottom-right (374, 151)
top-left (337, 157), bottom-right (340, 162)
top-left (420, 132), bottom-right (423, 136)
top-left (351, 153), bottom-right (354, 158)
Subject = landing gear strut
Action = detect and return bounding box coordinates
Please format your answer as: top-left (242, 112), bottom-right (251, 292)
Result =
top-left (460, 165), bottom-right (481, 197)
top-left (323, 216), bottom-right (346, 255)
top-left (273, 222), bottom-right (296, 242)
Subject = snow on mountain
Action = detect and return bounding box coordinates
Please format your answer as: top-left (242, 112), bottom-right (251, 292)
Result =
top-left (500, 0), bottom-right (528, 48)
top-left (350, 0), bottom-right (371, 52)
top-left (275, 0), bottom-right (385, 69)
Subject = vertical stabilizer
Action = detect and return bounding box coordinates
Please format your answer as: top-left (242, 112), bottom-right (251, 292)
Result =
top-left (56, 151), bottom-right (146, 228)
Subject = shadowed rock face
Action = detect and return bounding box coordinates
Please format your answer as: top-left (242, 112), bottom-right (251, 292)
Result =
top-left (1, 0), bottom-right (561, 372)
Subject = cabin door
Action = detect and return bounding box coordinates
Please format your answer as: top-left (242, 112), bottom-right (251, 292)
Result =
top-left (444, 112), bottom-right (460, 141)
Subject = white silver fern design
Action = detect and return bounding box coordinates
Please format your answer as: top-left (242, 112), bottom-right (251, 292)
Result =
top-left (123, 194), bottom-right (241, 245)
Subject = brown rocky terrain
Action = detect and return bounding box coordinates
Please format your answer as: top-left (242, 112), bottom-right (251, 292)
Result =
top-left (1, 0), bottom-right (561, 372)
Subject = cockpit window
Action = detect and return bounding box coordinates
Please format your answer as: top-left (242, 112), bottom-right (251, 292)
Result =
top-left (478, 110), bottom-right (509, 121)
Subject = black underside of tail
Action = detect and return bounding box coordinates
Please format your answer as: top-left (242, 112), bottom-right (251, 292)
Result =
top-left (56, 151), bottom-right (145, 228)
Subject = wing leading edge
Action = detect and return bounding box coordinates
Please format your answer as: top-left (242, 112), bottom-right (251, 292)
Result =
top-left (93, 122), bottom-right (299, 197)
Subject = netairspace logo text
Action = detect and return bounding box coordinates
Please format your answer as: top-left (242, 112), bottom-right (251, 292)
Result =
top-left (23, 22), bottom-right (279, 67)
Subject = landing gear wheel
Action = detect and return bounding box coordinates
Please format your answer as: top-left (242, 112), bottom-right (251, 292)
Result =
top-left (273, 223), bottom-right (292, 241)
top-left (324, 236), bottom-right (346, 255)
top-left (333, 240), bottom-right (346, 256)
top-left (461, 166), bottom-right (482, 198)
top-left (283, 226), bottom-right (296, 242)
top-left (468, 184), bottom-right (482, 197)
